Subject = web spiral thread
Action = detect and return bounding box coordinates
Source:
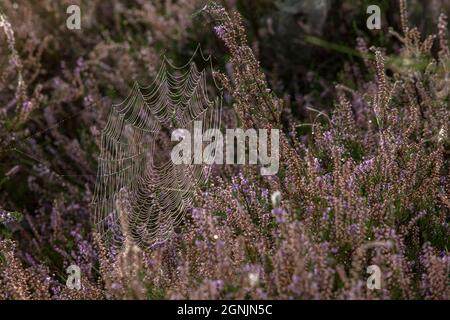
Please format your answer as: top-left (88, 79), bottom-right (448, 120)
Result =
top-left (92, 46), bottom-right (222, 251)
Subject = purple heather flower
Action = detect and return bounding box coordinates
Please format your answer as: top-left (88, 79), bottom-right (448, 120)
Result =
top-left (76, 57), bottom-right (84, 68)
top-left (209, 279), bottom-right (224, 292)
top-left (111, 283), bottom-right (122, 290)
top-left (312, 157), bottom-right (321, 171)
top-left (322, 207), bottom-right (331, 221)
top-left (22, 100), bottom-right (33, 113)
top-left (323, 131), bottom-right (333, 144)
top-left (83, 95), bottom-right (94, 107)
top-left (256, 288), bottom-right (268, 299)
top-left (214, 25), bottom-right (226, 41)
top-left (51, 285), bottom-right (62, 297)
top-left (272, 207), bottom-right (286, 223)
top-left (349, 223), bottom-right (360, 234)
top-left (24, 253), bottom-right (37, 266)
top-left (195, 240), bottom-right (203, 247)
top-left (356, 158), bottom-right (375, 175)
top-left (78, 240), bottom-right (95, 258)
top-left (288, 275), bottom-right (303, 296)
top-left (261, 188), bottom-right (269, 200)
top-left (191, 208), bottom-right (205, 221)
top-left (238, 172), bottom-right (248, 185)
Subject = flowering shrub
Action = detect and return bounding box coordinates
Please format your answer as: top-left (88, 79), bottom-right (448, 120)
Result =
top-left (0, 1), bottom-right (448, 299)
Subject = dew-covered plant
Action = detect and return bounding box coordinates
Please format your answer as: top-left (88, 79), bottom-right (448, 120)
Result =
top-left (0, 0), bottom-right (448, 300)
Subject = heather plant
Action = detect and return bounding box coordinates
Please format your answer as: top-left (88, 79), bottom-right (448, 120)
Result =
top-left (0, 1), bottom-right (448, 300)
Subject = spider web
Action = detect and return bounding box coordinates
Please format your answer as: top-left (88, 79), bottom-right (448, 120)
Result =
top-left (92, 46), bottom-right (222, 250)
